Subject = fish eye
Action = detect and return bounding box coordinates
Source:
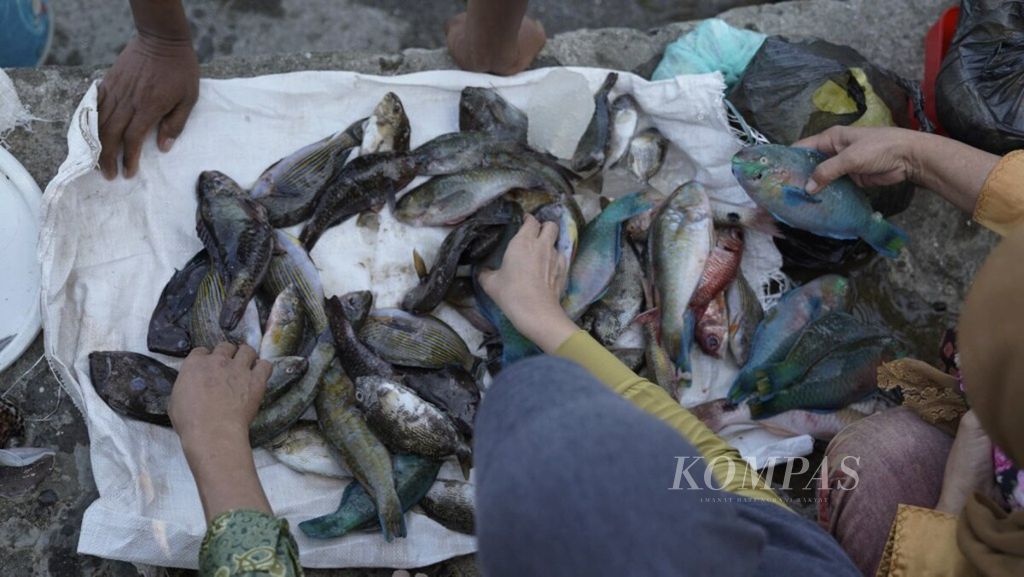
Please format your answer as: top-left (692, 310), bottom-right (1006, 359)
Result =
top-left (708, 336), bottom-right (720, 348)
top-left (758, 157), bottom-right (769, 165)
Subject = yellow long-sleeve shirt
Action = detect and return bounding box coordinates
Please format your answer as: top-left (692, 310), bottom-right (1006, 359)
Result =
top-left (555, 329), bottom-right (788, 509)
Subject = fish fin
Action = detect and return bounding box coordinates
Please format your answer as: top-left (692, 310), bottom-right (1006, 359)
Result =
top-left (763, 361), bottom-right (802, 393)
top-left (378, 492), bottom-right (407, 542)
top-left (675, 310), bottom-right (696, 373)
top-left (456, 445), bottom-right (473, 481)
top-left (632, 307), bottom-right (659, 328)
top-left (863, 213), bottom-right (908, 258)
top-left (727, 371), bottom-right (756, 404)
top-left (599, 195), bottom-right (611, 210)
top-left (746, 207), bottom-right (783, 238)
top-left (412, 250), bottom-right (428, 280)
top-left (781, 185), bottom-right (823, 206)
top-left (747, 397), bottom-right (775, 420)
top-left (754, 369), bottom-right (774, 398)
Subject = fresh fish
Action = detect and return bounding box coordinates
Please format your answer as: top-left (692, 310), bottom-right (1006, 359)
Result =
top-left (691, 398), bottom-right (869, 441)
top-left (251, 117), bottom-right (365, 227)
top-left (195, 170), bottom-right (275, 331)
top-left (326, 295), bottom-right (397, 380)
top-left (266, 422), bottom-right (349, 479)
top-left (189, 270), bottom-right (262, 351)
top-left (420, 479), bottom-right (475, 535)
top-left (619, 127), bottom-right (668, 183)
top-left (725, 274), bottom-right (763, 366)
top-left (300, 152), bottom-right (417, 249)
top-left (88, 352), bottom-right (176, 426)
top-left (756, 312), bottom-right (889, 396)
top-left (315, 361), bottom-right (405, 541)
top-left (459, 86), bottom-right (528, 142)
top-left (732, 145), bottom-right (908, 257)
top-left (147, 250), bottom-right (210, 357)
top-left (249, 334), bottom-right (335, 447)
top-left (583, 242), bottom-right (644, 347)
top-left (571, 72), bottom-right (619, 172)
top-left (264, 230), bottom-right (328, 333)
top-left (299, 454), bottom-right (441, 540)
top-left (472, 212), bottom-right (539, 368)
top-left (728, 275), bottom-right (852, 402)
top-left (403, 366), bottom-right (480, 440)
top-left (337, 290), bottom-right (374, 331)
top-left (410, 132), bottom-right (527, 176)
top-left (361, 92), bottom-right (411, 154)
top-left (695, 292), bottom-right (728, 358)
top-left (259, 284), bottom-right (306, 360)
top-left (641, 318), bottom-right (680, 399)
top-left (562, 192), bottom-right (655, 320)
top-left (359, 309), bottom-right (476, 371)
top-left (262, 356), bottom-right (308, 407)
top-left (394, 167), bottom-right (561, 227)
top-left (748, 338), bottom-right (897, 418)
top-left (690, 227), bottom-right (744, 312)
top-left (649, 182), bottom-right (714, 380)
top-left (606, 94), bottom-right (640, 167)
top-left (355, 376), bottom-right (473, 478)
top-left (534, 198), bottom-right (585, 275)
top-left (401, 201), bottom-right (518, 314)
top-left (445, 277), bottom-right (498, 336)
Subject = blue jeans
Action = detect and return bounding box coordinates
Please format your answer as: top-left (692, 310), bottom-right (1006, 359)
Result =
top-left (474, 356), bottom-right (860, 577)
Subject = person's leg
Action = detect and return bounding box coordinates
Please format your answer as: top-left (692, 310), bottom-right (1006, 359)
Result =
top-left (474, 356), bottom-right (771, 577)
top-left (819, 406), bottom-right (953, 575)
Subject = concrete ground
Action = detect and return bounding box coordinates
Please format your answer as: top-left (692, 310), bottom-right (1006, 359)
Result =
top-left (2, 0), bottom-right (993, 575)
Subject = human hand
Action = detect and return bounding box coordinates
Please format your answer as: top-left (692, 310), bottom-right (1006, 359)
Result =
top-left (935, 410), bottom-right (995, 514)
top-left (445, 11), bottom-right (546, 76)
top-left (98, 33), bottom-right (199, 179)
top-left (794, 126), bottom-right (923, 193)
top-left (478, 214), bottom-right (576, 352)
top-left (168, 343), bottom-right (271, 454)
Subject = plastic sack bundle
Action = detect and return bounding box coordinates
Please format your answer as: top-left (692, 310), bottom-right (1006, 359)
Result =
top-left (652, 19), bottom-right (766, 88)
top-left (728, 37), bottom-right (924, 269)
top-left (936, 0), bottom-right (1024, 155)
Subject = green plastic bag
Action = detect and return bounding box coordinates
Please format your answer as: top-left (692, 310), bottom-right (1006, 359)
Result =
top-left (652, 19), bottom-right (766, 88)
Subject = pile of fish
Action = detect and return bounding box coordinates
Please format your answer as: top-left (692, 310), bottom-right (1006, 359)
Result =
top-left (88, 72), bottom-right (912, 542)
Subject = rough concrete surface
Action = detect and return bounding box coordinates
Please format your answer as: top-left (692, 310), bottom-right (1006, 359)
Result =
top-left (2, 0), bottom-right (998, 575)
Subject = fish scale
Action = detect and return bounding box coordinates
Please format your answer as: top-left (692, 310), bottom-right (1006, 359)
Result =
top-left (358, 309), bottom-right (476, 371)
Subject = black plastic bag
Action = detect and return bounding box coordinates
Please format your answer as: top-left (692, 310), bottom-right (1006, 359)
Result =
top-left (936, 0), bottom-right (1024, 154)
top-left (728, 37), bottom-right (924, 270)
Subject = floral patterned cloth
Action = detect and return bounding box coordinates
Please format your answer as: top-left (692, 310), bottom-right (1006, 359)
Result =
top-left (199, 510), bottom-right (303, 577)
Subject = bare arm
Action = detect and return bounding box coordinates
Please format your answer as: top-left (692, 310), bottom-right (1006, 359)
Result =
top-left (446, 0), bottom-right (546, 76)
top-left (796, 127), bottom-right (1000, 214)
top-left (169, 343), bottom-right (273, 522)
top-left (98, 0), bottom-right (199, 179)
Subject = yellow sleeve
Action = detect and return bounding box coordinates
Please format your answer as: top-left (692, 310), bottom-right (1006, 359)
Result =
top-left (974, 150), bottom-right (1024, 236)
top-left (876, 505), bottom-right (975, 577)
top-left (555, 330), bottom-right (788, 509)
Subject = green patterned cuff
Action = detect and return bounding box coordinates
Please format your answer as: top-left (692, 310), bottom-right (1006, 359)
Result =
top-left (199, 510), bottom-right (302, 577)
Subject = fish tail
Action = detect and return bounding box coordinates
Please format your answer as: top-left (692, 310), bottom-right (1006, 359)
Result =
top-left (674, 310), bottom-right (696, 379)
top-left (298, 221), bottom-right (322, 250)
top-left (377, 490), bottom-right (407, 542)
top-left (456, 444), bottom-right (473, 481)
top-left (727, 370), bottom-right (756, 403)
top-left (862, 213), bottom-right (908, 258)
top-left (746, 208), bottom-right (782, 238)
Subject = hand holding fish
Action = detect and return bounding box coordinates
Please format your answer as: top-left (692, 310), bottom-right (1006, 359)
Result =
top-left (478, 214), bottom-right (577, 353)
top-left (796, 126), bottom-right (1000, 214)
top-left (169, 342), bottom-right (274, 522)
top-left (98, 0), bottom-right (199, 179)
top-left (445, 0), bottom-right (546, 76)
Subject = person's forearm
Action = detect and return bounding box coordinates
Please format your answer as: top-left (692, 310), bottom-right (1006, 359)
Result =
top-left (466, 0), bottom-right (529, 63)
top-left (181, 428), bottom-right (273, 523)
top-left (909, 133), bottom-right (1000, 214)
top-left (129, 0), bottom-right (192, 43)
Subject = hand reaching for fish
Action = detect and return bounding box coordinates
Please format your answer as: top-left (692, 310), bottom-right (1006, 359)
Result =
top-left (97, 26), bottom-right (199, 179)
top-left (478, 214), bottom-right (577, 354)
top-left (169, 342), bottom-right (274, 521)
top-left (796, 126), bottom-right (999, 214)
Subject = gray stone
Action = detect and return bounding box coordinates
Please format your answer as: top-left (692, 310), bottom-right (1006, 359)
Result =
top-left (0, 0), bottom-right (996, 574)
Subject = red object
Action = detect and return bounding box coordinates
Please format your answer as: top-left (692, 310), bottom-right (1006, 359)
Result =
top-left (922, 6), bottom-right (962, 133)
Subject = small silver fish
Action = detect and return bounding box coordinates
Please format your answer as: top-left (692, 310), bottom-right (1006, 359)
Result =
top-left (620, 127), bottom-right (668, 183)
top-left (266, 422), bottom-right (350, 479)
